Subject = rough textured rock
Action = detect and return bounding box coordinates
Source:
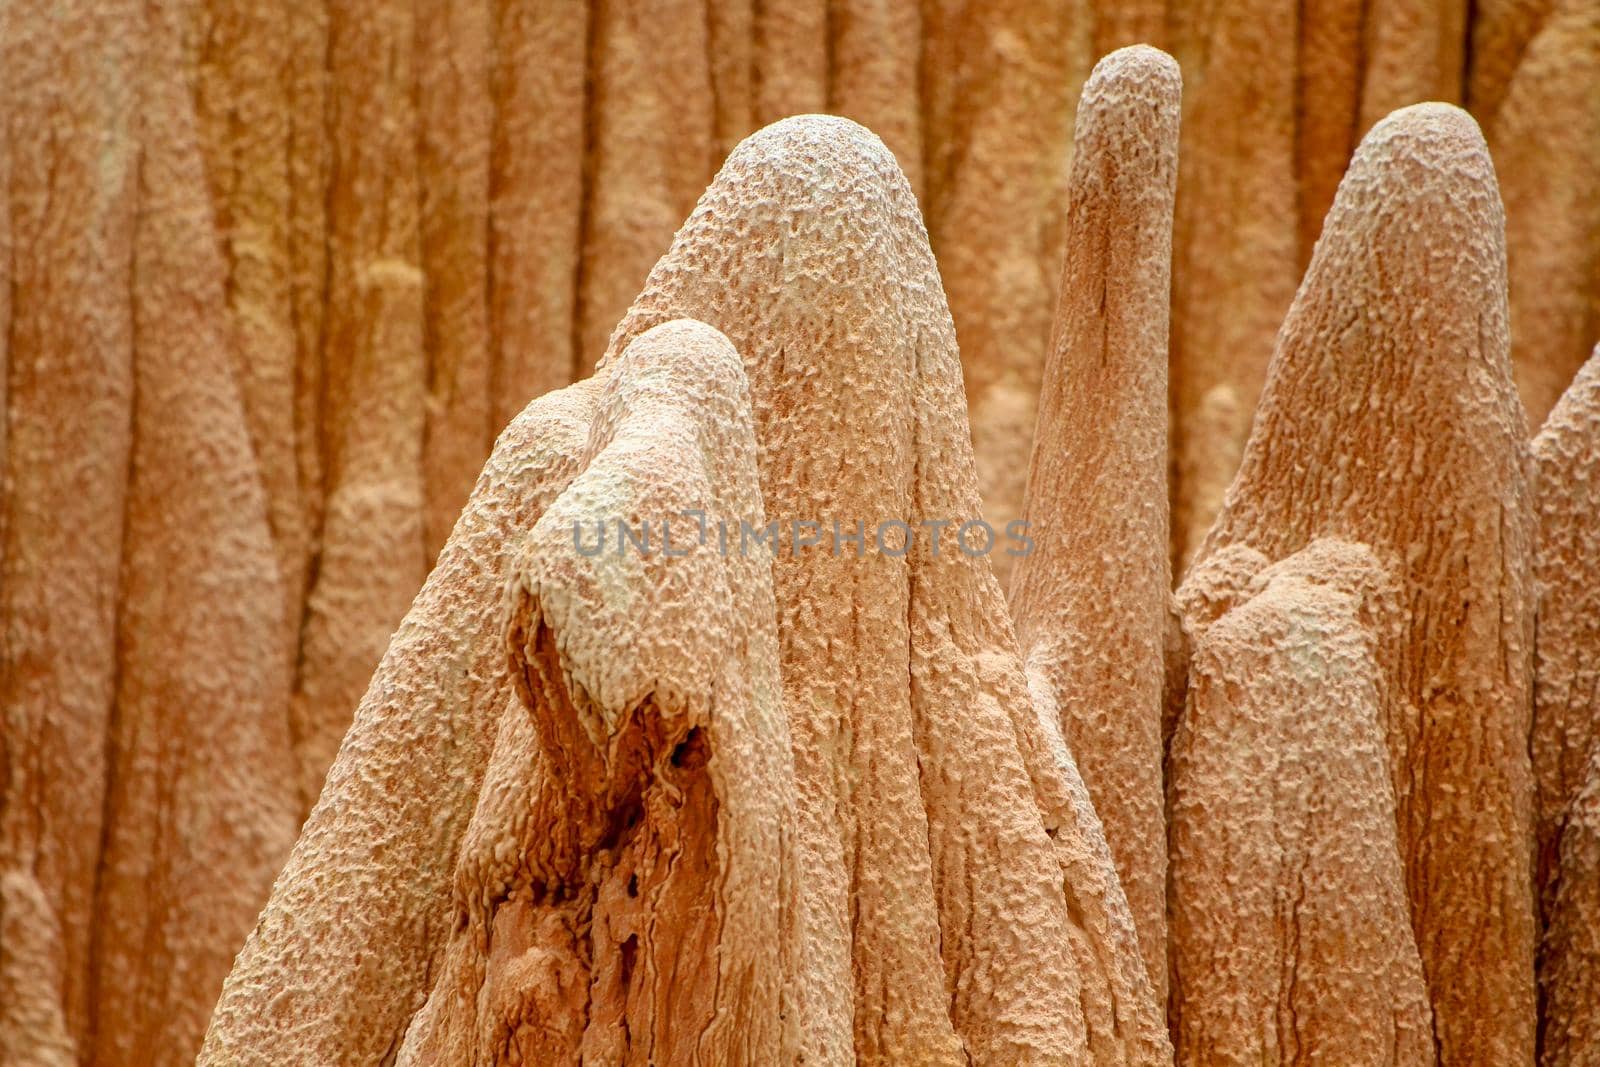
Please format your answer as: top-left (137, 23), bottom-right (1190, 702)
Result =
top-left (199, 378), bottom-right (600, 1065)
top-left (1488, 0), bottom-right (1600, 426)
top-left (1188, 103), bottom-right (1537, 1065)
top-left (603, 114), bottom-right (1168, 1065)
top-left (1541, 750), bottom-right (1600, 1067)
top-left (0, 0), bottom-right (136, 1058)
top-left (1167, 0), bottom-right (1472, 562)
top-left (89, 2), bottom-right (301, 1060)
top-left (1169, 541), bottom-right (1434, 1066)
top-left (288, 0), bottom-right (431, 803)
top-left (1009, 44), bottom-right (1179, 1006)
top-left (1531, 350), bottom-right (1600, 899)
top-left (396, 319), bottom-right (810, 1063)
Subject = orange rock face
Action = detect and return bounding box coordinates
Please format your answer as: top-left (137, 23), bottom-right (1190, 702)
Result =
top-left (1186, 103), bottom-right (1538, 1064)
top-left (5, 8), bottom-right (1600, 1065)
top-left (1531, 350), bottom-right (1600, 900)
top-left (1170, 541), bottom-right (1434, 1066)
top-left (201, 378), bottom-right (600, 1064)
top-left (1010, 44), bottom-right (1179, 1006)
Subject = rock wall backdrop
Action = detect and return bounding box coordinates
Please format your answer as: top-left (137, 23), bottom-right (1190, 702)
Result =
top-left (1, 2), bottom-right (1597, 1065)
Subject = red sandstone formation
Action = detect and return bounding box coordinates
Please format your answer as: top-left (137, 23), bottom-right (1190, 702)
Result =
top-left (1186, 103), bottom-right (1537, 1064)
top-left (1010, 44), bottom-right (1179, 1005)
top-left (1531, 349), bottom-right (1600, 1067)
top-left (1532, 350), bottom-right (1600, 901)
top-left (919, 0), bottom-right (1085, 583)
top-left (201, 378), bottom-right (600, 1064)
top-left (288, 0), bottom-right (433, 806)
top-left (205, 113), bottom-right (1169, 1066)
top-left (89, 4), bottom-right (301, 1063)
top-left (5, 10), bottom-right (1600, 1065)
top-left (1169, 541), bottom-right (1434, 1066)
top-left (605, 114), bottom-right (1167, 1064)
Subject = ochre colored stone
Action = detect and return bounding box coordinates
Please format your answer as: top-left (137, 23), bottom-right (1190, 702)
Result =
top-left (1169, 541), bottom-right (1434, 1066)
top-left (1187, 103), bottom-right (1537, 1065)
top-left (1010, 44), bottom-right (1180, 1007)
top-left (604, 114), bottom-right (1168, 1065)
top-left (397, 319), bottom-right (808, 1063)
top-left (91, 3), bottom-right (299, 1060)
top-left (1531, 350), bottom-right (1600, 902)
top-left (199, 379), bottom-right (600, 1065)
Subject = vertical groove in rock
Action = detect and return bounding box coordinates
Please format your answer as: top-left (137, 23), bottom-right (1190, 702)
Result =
top-left (605, 114), bottom-right (1169, 1065)
top-left (418, 0), bottom-right (495, 560)
top-left (752, 0), bottom-right (827, 122)
top-left (1530, 350), bottom-right (1600, 902)
top-left (1488, 0), bottom-right (1600, 426)
top-left (0, 1), bottom-right (138, 1058)
top-left (1169, 542), bottom-right (1435, 1066)
top-left (398, 319), bottom-right (810, 1064)
top-left (487, 0), bottom-right (586, 428)
top-left (290, 0), bottom-right (430, 805)
top-left (90, 0), bottom-right (299, 1060)
top-left (575, 0), bottom-right (717, 375)
top-left (918, 0), bottom-right (1093, 586)
top-left (1009, 44), bottom-right (1179, 1009)
top-left (1167, 0), bottom-right (1299, 566)
top-left (828, 0), bottom-right (924, 200)
top-left (195, 0), bottom-right (306, 659)
top-left (1188, 103), bottom-right (1537, 1065)
top-left (199, 378), bottom-right (600, 1065)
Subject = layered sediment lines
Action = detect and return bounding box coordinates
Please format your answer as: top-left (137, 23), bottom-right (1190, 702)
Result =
top-left (1186, 103), bottom-right (1537, 1064)
top-left (1009, 45), bottom-right (1179, 1005)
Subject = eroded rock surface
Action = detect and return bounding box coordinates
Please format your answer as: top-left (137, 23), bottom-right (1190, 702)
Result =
top-left (1169, 541), bottom-right (1434, 1066)
top-left (396, 319), bottom-right (805, 1063)
top-left (1009, 44), bottom-right (1179, 1006)
top-left (1531, 349), bottom-right (1600, 901)
top-left (200, 379), bottom-right (600, 1065)
top-left (1186, 103), bottom-right (1537, 1065)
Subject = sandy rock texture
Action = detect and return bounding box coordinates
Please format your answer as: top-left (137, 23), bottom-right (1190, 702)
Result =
top-left (1185, 103), bottom-right (1537, 1065)
top-left (1542, 752), bottom-right (1600, 1067)
top-left (203, 113), bottom-right (1171, 1066)
top-left (1532, 351), bottom-right (1600, 1067)
top-left (396, 319), bottom-right (803, 1063)
top-left (1009, 45), bottom-right (1179, 1006)
top-left (1169, 541), bottom-right (1434, 1066)
top-left (200, 378), bottom-right (600, 1065)
top-left (1531, 350), bottom-right (1600, 900)
top-left (5, 6), bottom-right (1600, 1064)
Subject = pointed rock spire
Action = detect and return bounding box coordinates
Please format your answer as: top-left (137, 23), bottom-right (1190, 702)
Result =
top-left (396, 319), bottom-right (809, 1063)
top-left (1186, 102), bottom-right (1537, 1064)
top-left (604, 112), bottom-right (1168, 1064)
top-left (1009, 43), bottom-right (1180, 1007)
top-left (199, 378), bottom-right (601, 1065)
